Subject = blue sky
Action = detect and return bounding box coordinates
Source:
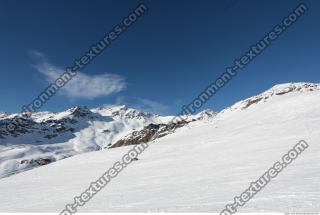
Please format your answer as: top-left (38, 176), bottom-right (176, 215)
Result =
top-left (0, 0), bottom-right (319, 114)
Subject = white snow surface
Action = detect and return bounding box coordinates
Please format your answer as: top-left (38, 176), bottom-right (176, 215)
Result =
top-left (0, 105), bottom-right (209, 178)
top-left (0, 82), bottom-right (319, 212)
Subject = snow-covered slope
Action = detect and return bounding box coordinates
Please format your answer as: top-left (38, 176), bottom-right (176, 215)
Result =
top-left (0, 82), bottom-right (319, 212)
top-left (0, 105), bottom-right (213, 178)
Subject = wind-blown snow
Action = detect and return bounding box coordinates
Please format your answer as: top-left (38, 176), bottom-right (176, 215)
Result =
top-left (0, 82), bottom-right (319, 212)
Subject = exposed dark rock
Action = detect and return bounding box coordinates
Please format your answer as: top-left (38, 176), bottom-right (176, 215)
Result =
top-left (35, 158), bottom-right (53, 165)
top-left (275, 87), bottom-right (294, 95)
top-left (242, 97), bottom-right (263, 110)
top-left (20, 157), bottom-right (55, 166)
top-left (110, 105), bottom-right (155, 119)
top-left (110, 121), bottom-right (189, 149)
top-left (196, 109), bottom-right (216, 120)
top-left (0, 106), bottom-right (94, 142)
top-left (69, 106), bottom-right (92, 118)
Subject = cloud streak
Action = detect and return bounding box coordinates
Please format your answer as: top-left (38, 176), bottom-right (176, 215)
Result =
top-left (102, 96), bottom-right (169, 114)
top-left (132, 98), bottom-right (169, 114)
top-left (31, 51), bottom-right (126, 99)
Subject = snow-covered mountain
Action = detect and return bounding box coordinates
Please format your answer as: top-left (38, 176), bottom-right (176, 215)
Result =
top-left (221, 82), bottom-right (320, 113)
top-left (0, 82), bottom-right (319, 212)
top-left (0, 105), bottom-right (214, 178)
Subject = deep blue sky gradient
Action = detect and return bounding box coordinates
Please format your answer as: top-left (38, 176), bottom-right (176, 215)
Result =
top-left (0, 0), bottom-right (319, 114)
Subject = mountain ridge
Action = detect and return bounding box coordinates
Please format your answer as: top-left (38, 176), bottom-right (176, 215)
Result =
top-left (0, 103), bottom-right (214, 178)
top-left (0, 82), bottom-right (319, 212)
top-left (0, 82), bottom-right (318, 178)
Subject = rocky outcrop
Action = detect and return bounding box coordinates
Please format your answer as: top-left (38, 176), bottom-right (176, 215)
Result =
top-left (110, 120), bottom-right (189, 148)
top-left (242, 97), bottom-right (264, 110)
top-left (108, 105), bottom-right (156, 119)
top-left (109, 108), bottom-right (218, 149)
top-left (20, 157), bottom-right (55, 166)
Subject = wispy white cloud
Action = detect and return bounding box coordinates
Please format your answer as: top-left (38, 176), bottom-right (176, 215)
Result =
top-left (102, 96), bottom-right (168, 114)
top-left (132, 98), bottom-right (169, 114)
top-left (102, 96), bottom-right (125, 109)
top-left (30, 51), bottom-right (126, 99)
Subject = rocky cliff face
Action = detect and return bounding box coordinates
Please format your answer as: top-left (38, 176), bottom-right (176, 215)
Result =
top-left (110, 121), bottom-right (188, 148)
top-left (110, 109), bottom-right (216, 149)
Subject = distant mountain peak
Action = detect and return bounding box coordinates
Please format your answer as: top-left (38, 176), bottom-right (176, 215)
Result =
top-left (67, 106), bottom-right (92, 118)
top-left (99, 105), bottom-right (156, 119)
top-left (106, 105), bottom-right (128, 112)
top-left (196, 109), bottom-right (216, 120)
